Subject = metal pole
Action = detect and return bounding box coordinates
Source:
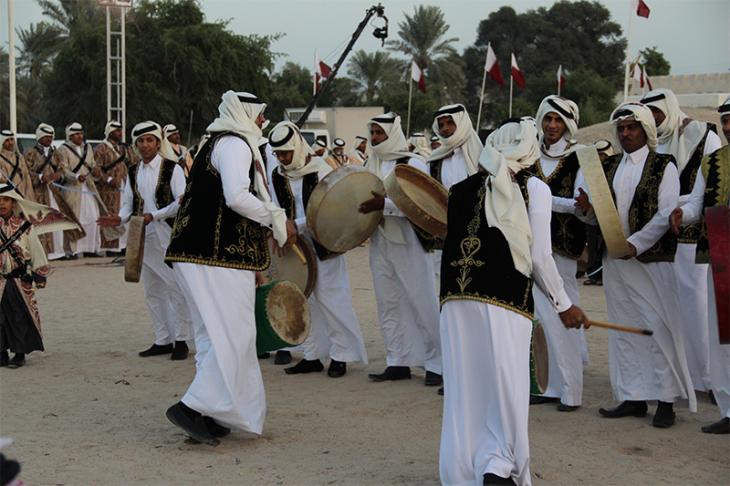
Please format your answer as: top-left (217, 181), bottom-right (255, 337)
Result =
top-left (557, 66), bottom-right (561, 96)
top-left (187, 109), bottom-right (194, 146)
top-left (406, 77), bottom-right (413, 136)
top-left (509, 75), bottom-right (513, 118)
top-left (475, 43), bottom-right (489, 132)
top-left (7, 0), bottom-right (17, 132)
top-left (622, 0), bottom-right (634, 102)
top-left (313, 50), bottom-right (317, 96)
top-left (120, 6), bottom-right (126, 142)
top-left (106, 6), bottom-right (111, 124)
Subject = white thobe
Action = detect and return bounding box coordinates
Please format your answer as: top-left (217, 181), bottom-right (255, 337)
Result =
top-left (119, 155), bottom-right (191, 346)
top-left (682, 167), bottom-right (730, 419)
top-left (602, 145), bottom-right (696, 411)
top-left (175, 136), bottom-right (276, 433)
top-left (659, 131), bottom-right (722, 391)
top-left (370, 157), bottom-right (441, 374)
top-left (440, 177), bottom-right (571, 486)
top-left (269, 170), bottom-right (368, 364)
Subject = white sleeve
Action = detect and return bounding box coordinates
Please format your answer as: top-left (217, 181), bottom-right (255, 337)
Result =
top-left (681, 167), bottom-right (705, 225)
top-left (211, 136), bottom-right (273, 228)
top-left (627, 162), bottom-right (680, 255)
top-left (704, 130), bottom-right (723, 155)
top-left (118, 176), bottom-right (133, 224)
top-left (152, 165), bottom-right (185, 222)
top-left (528, 178), bottom-right (572, 313)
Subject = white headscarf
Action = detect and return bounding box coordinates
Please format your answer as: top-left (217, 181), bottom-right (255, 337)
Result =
top-left (609, 102), bottom-right (658, 151)
top-left (428, 104), bottom-right (482, 174)
top-left (0, 130), bottom-right (18, 156)
top-left (366, 112), bottom-right (419, 179)
top-left (593, 139), bottom-right (615, 158)
top-left (408, 132), bottom-right (431, 158)
top-left (536, 95), bottom-right (580, 158)
top-left (719, 95), bottom-right (730, 118)
top-left (35, 123), bottom-right (55, 142)
top-left (65, 122), bottom-right (84, 142)
top-left (163, 124), bottom-right (179, 139)
top-left (104, 120), bottom-right (123, 140)
top-left (641, 88), bottom-right (707, 172)
top-left (478, 117), bottom-right (540, 278)
top-left (269, 121), bottom-right (330, 180)
top-left (131, 121), bottom-right (163, 158)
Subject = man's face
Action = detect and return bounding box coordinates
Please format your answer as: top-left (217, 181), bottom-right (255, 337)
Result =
top-left (616, 119), bottom-right (648, 153)
top-left (541, 112), bottom-right (567, 145)
top-left (2, 138), bottom-right (15, 151)
top-left (437, 115), bottom-right (457, 138)
top-left (136, 134), bottom-right (161, 161)
top-left (648, 106), bottom-right (666, 127)
top-left (722, 114), bottom-right (730, 143)
top-left (69, 132), bottom-right (84, 145)
top-left (370, 125), bottom-right (387, 146)
top-left (255, 114), bottom-right (266, 129)
top-left (314, 147), bottom-right (325, 156)
top-left (333, 147), bottom-right (344, 156)
top-left (109, 128), bottom-right (122, 143)
top-left (0, 196), bottom-right (15, 218)
top-left (357, 140), bottom-right (367, 152)
top-left (274, 150), bottom-right (294, 166)
top-left (167, 132), bottom-right (181, 145)
top-left (39, 136), bottom-right (52, 147)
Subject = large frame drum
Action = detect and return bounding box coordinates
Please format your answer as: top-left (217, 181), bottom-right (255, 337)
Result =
top-left (384, 164), bottom-right (448, 239)
top-left (265, 236), bottom-right (317, 297)
top-left (255, 281), bottom-right (311, 354)
top-left (124, 216), bottom-right (145, 282)
top-left (530, 320), bottom-right (549, 395)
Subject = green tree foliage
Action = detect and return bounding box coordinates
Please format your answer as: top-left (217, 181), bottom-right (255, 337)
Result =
top-left (464, 1), bottom-right (625, 129)
top-left (640, 46), bottom-right (670, 76)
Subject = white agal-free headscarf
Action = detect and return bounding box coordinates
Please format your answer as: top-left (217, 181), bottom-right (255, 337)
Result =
top-left (428, 104), bottom-right (482, 174)
top-left (478, 117), bottom-right (540, 278)
top-left (642, 88), bottom-right (710, 172)
top-left (536, 95), bottom-right (580, 158)
top-left (104, 120), bottom-right (123, 140)
top-left (609, 102), bottom-right (658, 151)
top-left (269, 121), bottom-right (330, 180)
top-left (65, 122), bottom-right (84, 142)
top-left (35, 123), bottom-right (55, 142)
top-left (408, 132), bottom-right (431, 158)
top-left (206, 90), bottom-right (287, 246)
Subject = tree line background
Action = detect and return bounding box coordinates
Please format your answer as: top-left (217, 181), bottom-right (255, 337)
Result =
top-left (0, 0), bottom-right (670, 142)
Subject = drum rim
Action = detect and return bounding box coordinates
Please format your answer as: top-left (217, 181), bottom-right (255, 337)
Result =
top-left (267, 235), bottom-right (318, 297)
top-left (384, 164), bottom-right (448, 238)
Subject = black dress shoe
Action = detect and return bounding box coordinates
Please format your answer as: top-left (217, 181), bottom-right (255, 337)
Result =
top-left (483, 472), bottom-right (516, 485)
top-left (425, 371), bottom-right (443, 386)
top-left (530, 395), bottom-right (559, 405)
top-left (652, 401), bottom-right (675, 428)
top-left (368, 366), bottom-right (411, 382)
top-left (171, 341), bottom-right (189, 360)
top-left (0, 350), bottom-right (8, 367)
top-left (701, 417), bottom-right (730, 434)
top-left (599, 400), bottom-right (648, 418)
top-left (7, 353), bottom-right (25, 369)
top-left (165, 402), bottom-right (219, 446)
top-left (438, 387), bottom-right (444, 396)
top-left (203, 417), bottom-right (231, 438)
top-left (274, 350), bottom-right (292, 365)
top-left (139, 343), bottom-right (173, 357)
top-left (557, 403), bottom-right (580, 412)
top-left (327, 360), bottom-right (347, 378)
top-left (285, 359), bottom-right (324, 375)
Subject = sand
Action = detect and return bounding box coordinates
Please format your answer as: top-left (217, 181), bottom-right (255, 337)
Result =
top-left (0, 247), bottom-right (728, 486)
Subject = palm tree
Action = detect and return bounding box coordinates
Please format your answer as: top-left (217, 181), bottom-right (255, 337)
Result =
top-left (347, 50), bottom-right (402, 104)
top-left (36, 0), bottom-right (102, 35)
top-left (387, 5), bottom-right (465, 103)
top-left (16, 22), bottom-right (65, 79)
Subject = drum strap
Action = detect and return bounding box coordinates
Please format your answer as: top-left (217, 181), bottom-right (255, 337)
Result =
top-left (35, 146), bottom-right (58, 174)
top-left (0, 153), bottom-right (20, 183)
top-left (64, 143), bottom-right (92, 174)
top-left (102, 148), bottom-right (127, 173)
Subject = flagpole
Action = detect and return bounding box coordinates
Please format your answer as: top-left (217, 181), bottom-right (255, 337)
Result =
top-left (508, 73), bottom-right (513, 118)
top-left (406, 76), bottom-right (414, 136)
top-left (313, 50), bottom-right (317, 96)
top-left (622, 0), bottom-right (634, 102)
top-left (476, 43), bottom-right (490, 131)
top-left (557, 66), bottom-right (561, 96)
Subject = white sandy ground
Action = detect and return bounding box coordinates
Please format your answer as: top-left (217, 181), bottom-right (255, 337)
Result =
top-left (0, 246), bottom-right (728, 486)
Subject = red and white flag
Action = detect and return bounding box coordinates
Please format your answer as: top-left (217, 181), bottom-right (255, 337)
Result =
top-left (636, 0), bottom-right (651, 18)
top-left (642, 66), bottom-right (653, 90)
top-left (315, 52), bottom-right (332, 92)
top-left (484, 42), bottom-right (504, 87)
top-left (411, 60), bottom-right (426, 93)
top-left (557, 65), bottom-right (566, 90)
top-left (511, 53), bottom-right (526, 89)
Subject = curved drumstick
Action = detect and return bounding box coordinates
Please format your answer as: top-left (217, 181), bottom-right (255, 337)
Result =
top-left (290, 243), bottom-right (308, 265)
top-left (587, 320), bottom-right (653, 336)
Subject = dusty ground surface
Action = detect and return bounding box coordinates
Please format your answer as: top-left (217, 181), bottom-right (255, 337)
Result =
top-left (0, 248), bottom-right (728, 485)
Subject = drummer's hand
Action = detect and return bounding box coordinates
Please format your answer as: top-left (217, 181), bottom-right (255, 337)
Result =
top-left (97, 214), bottom-right (122, 227)
top-left (285, 219), bottom-right (298, 246)
top-left (558, 305), bottom-right (589, 329)
top-left (77, 174), bottom-right (87, 183)
top-left (359, 191), bottom-right (385, 214)
top-left (620, 242), bottom-right (637, 260)
top-left (669, 208), bottom-right (683, 235)
top-left (255, 271), bottom-right (265, 287)
top-left (143, 213), bottom-right (154, 226)
top-left (574, 188), bottom-right (592, 214)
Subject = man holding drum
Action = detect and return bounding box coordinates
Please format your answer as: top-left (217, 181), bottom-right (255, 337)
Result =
top-left (359, 112), bottom-right (442, 387)
top-left (268, 121), bottom-right (368, 378)
top-left (97, 121), bottom-right (192, 361)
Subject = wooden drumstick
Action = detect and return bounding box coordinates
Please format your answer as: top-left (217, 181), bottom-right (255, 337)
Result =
top-left (587, 320), bottom-right (654, 336)
top-left (290, 243), bottom-right (308, 265)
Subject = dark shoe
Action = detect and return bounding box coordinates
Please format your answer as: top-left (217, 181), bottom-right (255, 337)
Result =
top-left (203, 416), bottom-right (231, 438)
top-left (165, 402), bottom-right (219, 446)
top-left (530, 395), bottom-right (559, 405)
top-left (7, 353), bottom-right (25, 369)
top-left (652, 401), bottom-right (675, 428)
top-left (138, 343), bottom-right (173, 357)
top-left (0, 350), bottom-right (8, 367)
top-left (438, 387), bottom-right (444, 396)
top-left (599, 400), bottom-right (648, 418)
top-left (0, 454), bottom-right (21, 485)
top-left (368, 366), bottom-right (411, 382)
top-left (327, 360), bottom-right (347, 378)
top-left (258, 352), bottom-right (271, 359)
top-left (274, 350), bottom-right (292, 365)
top-left (557, 403), bottom-right (580, 412)
top-left (483, 472), bottom-right (515, 485)
top-left (701, 417), bottom-right (729, 434)
top-left (425, 371), bottom-right (443, 387)
top-left (709, 390), bottom-right (717, 405)
top-left (171, 341), bottom-right (189, 360)
top-left (285, 359), bottom-right (324, 375)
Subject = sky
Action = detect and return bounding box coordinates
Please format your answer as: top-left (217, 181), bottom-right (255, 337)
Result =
top-left (1, 0), bottom-right (729, 76)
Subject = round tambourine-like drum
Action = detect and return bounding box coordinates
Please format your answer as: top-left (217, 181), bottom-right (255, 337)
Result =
top-left (383, 164), bottom-right (448, 239)
top-left (124, 215), bottom-right (145, 283)
top-left (265, 236), bottom-right (317, 297)
top-left (530, 320), bottom-right (549, 395)
top-left (255, 281), bottom-right (311, 355)
top-left (306, 165), bottom-right (385, 253)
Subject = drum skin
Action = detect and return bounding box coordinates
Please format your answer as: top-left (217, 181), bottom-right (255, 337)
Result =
top-left (384, 164), bottom-right (448, 239)
top-left (124, 216), bottom-right (145, 283)
top-left (266, 236), bottom-right (317, 297)
top-left (255, 281), bottom-right (311, 354)
top-left (306, 165), bottom-right (385, 253)
top-left (530, 320), bottom-right (549, 395)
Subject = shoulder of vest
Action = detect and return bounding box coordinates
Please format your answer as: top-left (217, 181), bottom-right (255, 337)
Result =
top-left (395, 156), bottom-right (411, 165)
top-left (706, 122), bottom-right (718, 134)
top-left (652, 151), bottom-right (675, 167)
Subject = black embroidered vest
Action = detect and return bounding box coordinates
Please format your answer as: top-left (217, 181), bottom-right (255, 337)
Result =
top-left (395, 157), bottom-right (442, 251)
top-left (604, 151), bottom-right (677, 263)
top-left (695, 145), bottom-right (730, 264)
top-left (677, 122), bottom-right (716, 244)
top-left (534, 151), bottom-right (586, 259)
top-left (165, 132), bottom-right (271, 271)
top-left (440, 171), bottom-right (534, 319)
top-left (128, 158), bottom-right (177, 227)
top-left (270, 169), bottom-right (337, 260)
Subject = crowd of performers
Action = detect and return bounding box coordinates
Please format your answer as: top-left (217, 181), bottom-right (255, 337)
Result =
top-left (0, 87), bottom-right (728, 486)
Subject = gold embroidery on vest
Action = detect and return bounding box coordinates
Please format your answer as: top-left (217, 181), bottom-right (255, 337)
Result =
top-left (450, 185), bottom-right (486, 293)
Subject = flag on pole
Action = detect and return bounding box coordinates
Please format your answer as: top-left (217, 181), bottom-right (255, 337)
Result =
top-left (557, 65), bottom-right (566, 90)
top-left (411, 61), bottom-right (426, 93)
top-left (485, 43), bottom-right (504, 87)
top-left (642, 66), bottom-right (653, 89)
top-left (636, 0), bottom-right (651, 18)
top-left (315, 53), bottom-right (332, 92)
top-left (511, 53), bottom-right (526, 90)
top-left (632, 63), bottom-right (643, 83)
